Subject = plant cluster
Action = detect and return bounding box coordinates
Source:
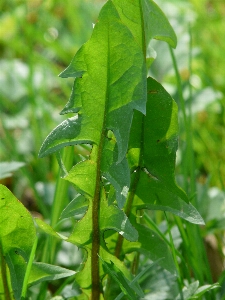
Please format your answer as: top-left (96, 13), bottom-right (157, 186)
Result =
top-left (0, 0), bottom-right (221, 299)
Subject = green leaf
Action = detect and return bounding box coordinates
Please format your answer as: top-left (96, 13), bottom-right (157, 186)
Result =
top-left (133, 172), bottom-right (204, 224)
top-left (141, 0), bottom-right (177, 47)
top-left (65, 160), bottom-right (97, 199)
top-left (100, 198), bottom-right (138, 242)
top-left (28, 262), bottom-right (75, 287)
top-left (65, 139), bottom-right (130, 209)
top-left (74, 249), bottom-right (92, 294)
top-left (67, 192), bottom-right (137, 295)
top-left (60, 194), bottom-right (88, 220)
top-left (34, 218), bottom-right (68, 240)
top-left (112, 0), bottom-right (177, 49)
top-left (37, 0), bottom-right (180, 297)
top-left (60, 79), bottom-right (82, 115)
top-left (128, 77), bottom-right (185, 195)
top-left (100, 259), bottom-right (138, 300)
top-left (39, 0), bottom-right (146, 163)
top-left (127, 78), bottom-right (204, 224)
top-left (115, 260), bottom-right (163, 300)
top-left (0, 184), bottom-right (36, 300)
top-left (67, 204), bottom-right (93, 247)
top-left (73, 246), bottom-right (132, 297)
top-left (143, 79), bottom-right (184, 196)
top-left (122, 223), bottom-right (176, 275)
top-left (67, 192), bottom-right (138, 247)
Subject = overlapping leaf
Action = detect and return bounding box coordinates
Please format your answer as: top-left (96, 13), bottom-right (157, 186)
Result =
top-left (39, 0), bottom-right (177, 160)
top-left (127, 77), bottom-right (204, 224)
top-left (64, 139), bottom-right (130, 209)
top-left (39, 0), bottom-right (146, 163)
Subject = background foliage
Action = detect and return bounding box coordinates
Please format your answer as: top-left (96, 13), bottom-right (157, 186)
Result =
top-left (0, 0), bottom-right (225, 299)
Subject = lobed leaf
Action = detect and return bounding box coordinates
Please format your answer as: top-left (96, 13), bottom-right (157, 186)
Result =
top-left (67, 192), bottom-right (138, 247)
top-left (39, 0), bottom-right (146, 163)
top-left (37, 0), bottom-right (183, 297)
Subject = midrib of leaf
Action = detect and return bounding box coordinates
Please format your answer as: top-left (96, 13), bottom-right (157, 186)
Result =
top-left (91, 144), bottom-right (101, 298)
top-left (139, 0), bottom-right (146, 59)
top-left (91, 27), bottom-right (111, 300)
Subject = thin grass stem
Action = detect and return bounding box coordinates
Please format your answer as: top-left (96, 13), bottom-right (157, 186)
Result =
top-left (21, 236), bottom-right (38, 300)
top-left (164, 212), bottom-right (184, 300)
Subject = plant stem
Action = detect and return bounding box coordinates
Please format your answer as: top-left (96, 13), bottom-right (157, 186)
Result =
top-left (104, 168), bottom-right (142, 297)
top-left (164, 212), bottom-right (184, 300)
top-left (0, 245), bottom-right (12, 300)
top-left (21, 236), bottom-right (38, 300)
top-left (115, 167), bottom-right (141, 259)
top-left (91, 139), bottom-right (105, 299)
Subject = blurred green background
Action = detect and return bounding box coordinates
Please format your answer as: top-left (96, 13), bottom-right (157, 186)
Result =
top-left (0, 0), bottom-right (103, 211)
top-left (0, 0), bottom-right (225, 297)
